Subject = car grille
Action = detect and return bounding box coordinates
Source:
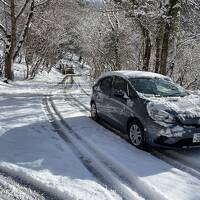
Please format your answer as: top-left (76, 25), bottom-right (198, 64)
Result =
top-left (178, 117), bottom-right (200, 127)
top-left (182, 124), bottom-right (200, 128)
top-left (175, 139), bottom-right (200, 147)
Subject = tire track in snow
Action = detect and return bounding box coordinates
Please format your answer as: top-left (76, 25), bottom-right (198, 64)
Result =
top-left (49, 94), bottom-right (170, 200)
top-left (44, 96), bottom-right (144, 200)
top-left (65, 94), bottom-right (89, 113)
top-left (72, 81), bottom-right (90, 97)
top-left (150, 149), bottom-right (200, 180)
top-left (161, 150), bottom-right (200, 172)
top-left (43, 98), bottom-right (120, 200)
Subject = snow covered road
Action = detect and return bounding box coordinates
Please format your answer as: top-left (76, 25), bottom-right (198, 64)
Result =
top-left (0, 67), bottom-right (200, 200)
top-left (0, 71), bottom-right (122, 200)
top-left (44, 96), bottom-right (143, 200)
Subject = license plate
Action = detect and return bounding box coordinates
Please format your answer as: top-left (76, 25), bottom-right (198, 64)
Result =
top-left (193, 133), bottom-right (200, 143)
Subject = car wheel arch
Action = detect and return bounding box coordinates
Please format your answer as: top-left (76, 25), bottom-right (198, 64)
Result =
top-left (127, 117), bottom-right (148, 149)
top-left (127, 117), bottom-right (145, 132)
top-left (90, 101), bottom-right (100, 121)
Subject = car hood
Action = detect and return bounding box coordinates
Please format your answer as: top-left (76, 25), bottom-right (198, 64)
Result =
top-left (146, 94), bottom-right (200, 125)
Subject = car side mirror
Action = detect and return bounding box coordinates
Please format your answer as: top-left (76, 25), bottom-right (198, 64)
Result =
top-left (114, 90), bottom-right (129, 100)
top-left (114, 90), bottom-right (124, 98)
top-left (123, 93), bottom-right (129, 100)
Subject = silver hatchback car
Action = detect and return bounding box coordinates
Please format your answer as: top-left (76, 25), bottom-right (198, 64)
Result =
top-left (90, 70), bottom-right (200, 149)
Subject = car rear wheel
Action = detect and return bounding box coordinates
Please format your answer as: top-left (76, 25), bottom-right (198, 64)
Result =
top-left (128, 120), bottom-right (146, 149)
top-left (91, 102), bottom-right (99, 121)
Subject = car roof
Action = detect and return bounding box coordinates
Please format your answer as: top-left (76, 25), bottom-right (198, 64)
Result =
top-left (95, 70), bottom-right (167, 83)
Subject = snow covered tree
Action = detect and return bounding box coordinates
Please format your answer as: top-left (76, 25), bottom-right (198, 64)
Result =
top-left (172, 0), bottom-right (200, 89)
top-left (21, 0), bottom-right (86, 78)
top-left (0, 0), bottom-right (50, 80)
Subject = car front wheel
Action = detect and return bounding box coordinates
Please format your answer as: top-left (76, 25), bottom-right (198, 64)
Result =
top-left (128, 119), bottom-right (146, 149)
top-left (91, 102), bottom-right (99, 121)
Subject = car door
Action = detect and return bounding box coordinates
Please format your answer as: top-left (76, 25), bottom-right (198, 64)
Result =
top-left (95, 76), bottom-right (113, 121)
top-left (110, 76), bottom-right (131, 131)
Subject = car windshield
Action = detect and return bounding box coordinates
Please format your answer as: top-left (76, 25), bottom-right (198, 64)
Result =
top-left (129, 77), bottom-right (188, 97)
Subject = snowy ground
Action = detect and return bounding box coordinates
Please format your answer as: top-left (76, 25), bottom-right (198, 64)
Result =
top-left (0, 63), bottom-right (200, 200)
top-left (52, 77), bottom-right (200, 200)
top-left (0, 67), bottom-right (121, 200)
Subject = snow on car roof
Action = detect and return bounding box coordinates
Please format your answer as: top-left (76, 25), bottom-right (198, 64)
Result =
top-left (96, 70), bottom-right (167, 83)
top-left (116, 70), bottom-right (166, 78)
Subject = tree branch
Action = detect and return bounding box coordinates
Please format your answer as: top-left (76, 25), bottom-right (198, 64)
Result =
top-left (0, 5), bottom-right (11, 15)
top-left (0, 0), bottom-right (10, 7)
top-left (13, 0), bottom-right (34, 60)
top-left (0, 37), bottom-right (6, 44)
top-left (34, 0), bottom-right (50, 8)
top-left (186, 78), bottom-right (198, 89)
top-left (16, 0), bottom-right (30, 20)
top-left (102, 0), bottom-right (115, 31)
top-left (0, 23), bottom-right (6, 35)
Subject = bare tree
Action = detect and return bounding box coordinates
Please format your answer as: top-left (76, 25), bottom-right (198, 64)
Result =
top-left (160, 0), bottom-right (181, 75)
top-left (0, 0), bottom-right (50, 80)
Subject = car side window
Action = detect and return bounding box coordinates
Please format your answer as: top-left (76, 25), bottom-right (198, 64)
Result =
top-left (99, 77), bottom-right (112, 96)
top-left (112, 76), bottom-right (128, 94)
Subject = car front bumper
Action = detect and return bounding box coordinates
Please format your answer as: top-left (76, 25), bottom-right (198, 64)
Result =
top-left (148, 123), bottom-right (200, 149)
top-left (154, 136), bottom-right (200, 148)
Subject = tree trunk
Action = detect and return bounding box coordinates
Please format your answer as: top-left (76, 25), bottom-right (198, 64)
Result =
top-left (137, 19), bottom-right (152, 71)
top-left (4, 0), bottom-right (35, 80)
top-left (114, 32), bottom-right (120, 70)
top-left (142, 29), bottom-right (151, 71)
top-left (30, 57), bottom-right (43, 78)
top-left (4, 0), bottom-right (16, 80)
top-left (160, 0), bottom-right (180, 75)
top-left (155, 39), bottom-right (160, 73)
top-left (155, 19), bottom-right (164, 73)
top-left (4, 52), bottom-right (13, 80)
top-left (25, 54), bottom-right (29, 79)
top-left (17, 52), bottom-right (23, 64)
top-left (160, 24), bottom-right (170, 75)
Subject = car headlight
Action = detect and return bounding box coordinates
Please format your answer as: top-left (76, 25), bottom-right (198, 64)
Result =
top-left (147, 102), bottom-right (176, 124)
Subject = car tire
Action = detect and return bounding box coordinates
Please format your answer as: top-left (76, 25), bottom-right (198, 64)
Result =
top-left (128, 119), bottom-right (146, 149)
top-left (91, 102), bottom-right (99, 121)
